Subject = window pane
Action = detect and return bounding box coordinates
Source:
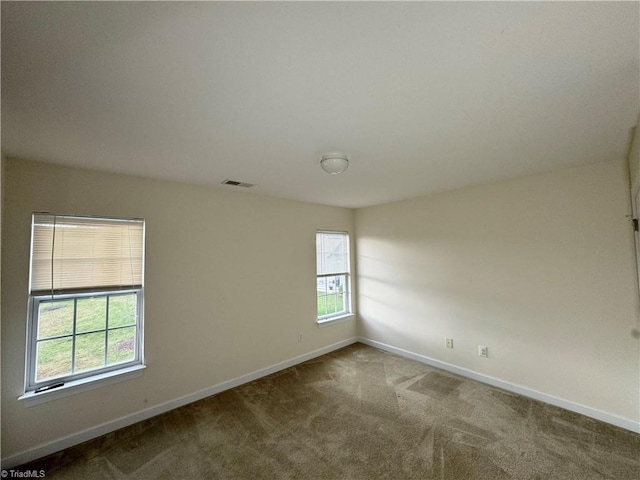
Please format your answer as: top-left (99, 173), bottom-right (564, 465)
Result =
top-left (330, 282), bottom-right (338, 314)
top-left (317, 276), bottom-right (328, 295)
top-left (318, 274), bottom-right (347, 318)
top-left (107, 326), bottom-right (136, 364)
top-left (337, 284), bottom-right (346, 312)
top-left (38, 299), bottom-right (74, 339)
top-left (76, 296), bottom-right (106, 333)
top-left (75, 332), bottom-right (106, 373)
top-left (109, 294), bottom-right (136, 327)
top-left (317, 276), bottom-right (328, 317)
top-left (317, 292), bottom-right (328, 317)
top-left (36, 337), bottom-right (73, 382)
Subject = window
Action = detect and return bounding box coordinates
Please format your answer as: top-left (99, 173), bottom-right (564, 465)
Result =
top-left (25, 213), bottom-right (145, 393)
top-left (316, 231), bottom-right (351, 321)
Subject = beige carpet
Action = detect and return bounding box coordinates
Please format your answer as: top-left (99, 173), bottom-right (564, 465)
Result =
top-left (18, 343), bottom-right (640, 479)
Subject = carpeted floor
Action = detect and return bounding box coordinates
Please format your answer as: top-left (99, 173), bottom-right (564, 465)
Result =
top-left (16, 343), bottom-right (640, 479)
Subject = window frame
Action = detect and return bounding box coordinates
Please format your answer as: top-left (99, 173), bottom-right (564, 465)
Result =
top-left (316, 230), bottom-right (352, 322)
top-left (25, 289), bottom-right (144, 392)
top-left (24, 213), bottom-right (145, 396)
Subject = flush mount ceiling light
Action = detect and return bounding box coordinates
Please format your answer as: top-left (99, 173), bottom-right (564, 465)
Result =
top-left (320, 152), bottom-right (349, 175)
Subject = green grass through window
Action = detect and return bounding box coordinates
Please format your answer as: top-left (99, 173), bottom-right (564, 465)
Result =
top-left (317, 292), bottom-right (346, 318)
top-left (35, 294), bottom-right (137, 382)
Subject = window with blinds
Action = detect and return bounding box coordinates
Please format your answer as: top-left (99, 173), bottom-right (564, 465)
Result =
top-left (316, 231), bottom-right (351, 321)
top-left (26, 213), bottom-right (145, 393)
top-left (30, 214), bottom-right (144, 294)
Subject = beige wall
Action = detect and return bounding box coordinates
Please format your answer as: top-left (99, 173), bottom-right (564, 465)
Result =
top-left (356, 159), bottom-right (640, 423)
top-left (3, 155), bottom-right (639, 460)
top-left (629, 118), bottom-right (640, 191)
top-left (629, 118), bottom-right (640, 346)
top-left (1, 158), bottom-right (356, 459)
top-left (631, 137), bottom-right (639, 190)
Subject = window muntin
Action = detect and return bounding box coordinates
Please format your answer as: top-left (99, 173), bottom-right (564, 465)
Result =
top-left (316, 231), bottom-right (350, 320)
top-left (26, 214), bottom-right (144, 392)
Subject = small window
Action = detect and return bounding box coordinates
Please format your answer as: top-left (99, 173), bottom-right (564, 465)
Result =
top-left (26, 213), bottom-right (145, 393)
top-left (316, 231), bottom-right (351, 321)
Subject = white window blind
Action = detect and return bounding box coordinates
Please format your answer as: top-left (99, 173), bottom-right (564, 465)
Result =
top-left (316, 231), bottom-right (349, 276)
top-left (30, 214), bottom-right (144, 294)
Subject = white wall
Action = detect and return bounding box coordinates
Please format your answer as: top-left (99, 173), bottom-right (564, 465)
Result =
top-left (356, 159), bottom-right (640, 424)
top-left (1, 158), bottom-right (356, 461)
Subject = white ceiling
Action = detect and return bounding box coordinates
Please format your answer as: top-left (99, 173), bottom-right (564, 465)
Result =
top-left (2, 2), bottom-right (639, 208)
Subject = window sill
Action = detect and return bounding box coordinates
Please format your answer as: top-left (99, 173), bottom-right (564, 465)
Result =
top-left (19, 364), bottom-right (146, 406)
top-left (316, 313), bottom-right (355, 327)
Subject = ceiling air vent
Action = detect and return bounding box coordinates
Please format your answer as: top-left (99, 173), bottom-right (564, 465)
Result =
top-left (221, 179), bottom-right (255, 188)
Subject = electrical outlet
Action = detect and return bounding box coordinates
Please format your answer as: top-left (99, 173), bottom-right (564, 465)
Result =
top-left (298, 332), bottom-right (303, 342)
top-left (478, 345), bottom-right (488, 357)
top-left (445, 337), bottom-right (454, 349)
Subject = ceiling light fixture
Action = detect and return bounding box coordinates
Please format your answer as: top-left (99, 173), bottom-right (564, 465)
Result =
top-left (320, 152), bottom-right (349, 175)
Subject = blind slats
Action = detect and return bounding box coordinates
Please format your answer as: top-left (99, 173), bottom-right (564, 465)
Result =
top-left (30, 214), bottom-right (144, 293)
top-left (316, 231), bottom-right (349, 275)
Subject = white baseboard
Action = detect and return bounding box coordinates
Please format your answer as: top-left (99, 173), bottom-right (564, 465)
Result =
top-left (1, 337), bottom-right (359, 469)
top-left (357, 336), bottom-right (640, 434)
